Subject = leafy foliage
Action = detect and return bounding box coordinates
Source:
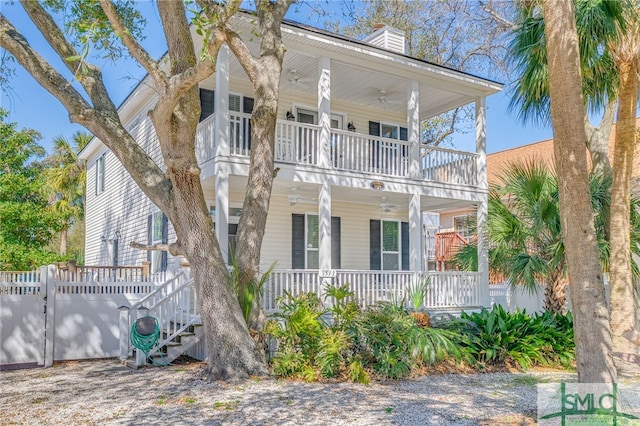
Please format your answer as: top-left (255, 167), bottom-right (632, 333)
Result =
top-left (452, 161), bottom-right (640, 312)
top-left (508, 0), bottom-right (624, 124)
top-left (267, 285), bottom-right (459, 383)
top-left (444, 305), bottom-right (575, 369)
top-left (0, 110), bottom-right (62, 270)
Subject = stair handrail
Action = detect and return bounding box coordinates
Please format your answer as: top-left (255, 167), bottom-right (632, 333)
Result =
top-left (143, 277), bottom-right (200, 361)
top-left (120, 270), bottom-right (190, 360)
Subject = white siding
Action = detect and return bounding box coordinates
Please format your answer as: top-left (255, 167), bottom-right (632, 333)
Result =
top-left (257, 194), bottom-right (409, 271)
top-left (84, 117), bottom-right (179, 270)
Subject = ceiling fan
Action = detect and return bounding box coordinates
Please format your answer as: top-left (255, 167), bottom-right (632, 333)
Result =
top-left (366, 89), bottom-right (403, 109)
top-left (379, 196), bottom-right (399, 213)
top-left (286, 69), bottom-right (312, 90)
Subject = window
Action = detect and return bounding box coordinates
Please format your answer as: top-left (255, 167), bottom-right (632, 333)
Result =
top-left (151, 211), bottom-right (164, 273)
top-left (453, 215), bottom-right (476, 240)
top-left (370, 219), bottom-right (409, 270)
top-left (306, 214), bottom-right (319, 269)
top-left (382, 220), bottom-right (400, 270)
top-left (95, 154), bottom-right (105, 195)
top-left (292, 214), bottom-right (341, 269)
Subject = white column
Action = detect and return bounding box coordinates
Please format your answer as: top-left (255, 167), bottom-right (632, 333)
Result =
top-left (216, 172), bottom-right (229, 263)
top-left (44, 264), bottom-right (56, 367)
top-left (409, 192), bottom-right (422, 271)
top-left (408, 80), bottom-right (420, 179)
top-left (318, 57), bottom-right (331, 169)
top-left (214, 45), bottom-right (230, 158)
top-left (318, 180), bottom-right (332, 272)
top-left (475, 97), bottom-right (490, 306)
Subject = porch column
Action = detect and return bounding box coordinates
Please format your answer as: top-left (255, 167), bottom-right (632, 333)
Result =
top-left (475, 96), bottom-right (490, 307)
top-left (409, 192), bottom-right (422, 271)
top-left (408, 80), bottom-right (421, 180)
top-left (318, 56), bottom-right (331, 169)
top-left (318, 180), bottom-right (332, 272)
top-left (215, 172), bottom-right (229, 263)
top-left (214, 44), bottom-right (230, 158)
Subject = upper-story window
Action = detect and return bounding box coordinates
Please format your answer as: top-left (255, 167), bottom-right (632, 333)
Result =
top-left (95, 154), bottom-right (105, 195)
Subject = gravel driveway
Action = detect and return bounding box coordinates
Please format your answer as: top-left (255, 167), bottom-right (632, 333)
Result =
top-left (0, 360), bottom-right (580, 425)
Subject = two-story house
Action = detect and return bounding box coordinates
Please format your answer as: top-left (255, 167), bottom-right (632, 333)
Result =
top-left (79, 13), bottom-right (502, 311)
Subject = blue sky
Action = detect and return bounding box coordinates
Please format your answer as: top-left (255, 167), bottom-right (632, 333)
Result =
top-left (1, 2), bottom-right (553, 155)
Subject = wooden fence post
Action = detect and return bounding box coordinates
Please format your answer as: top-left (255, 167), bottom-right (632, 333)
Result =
top-left (141, 261), bottom-right (150, 281)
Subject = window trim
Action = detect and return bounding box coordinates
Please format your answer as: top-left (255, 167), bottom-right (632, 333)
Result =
top-left (452, 214), bottom-right (475, 240)
top-left (305, 213), bottom-right (319, 269)
top-left (381, 219), bottom-right (401, 271)
top-left (95, 154), bottom-right (105, 195)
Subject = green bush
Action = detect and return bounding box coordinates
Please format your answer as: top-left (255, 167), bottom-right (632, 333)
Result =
top-left (444, 305), bottom-right (574, 369)
top-left (266, 285), bottom-right (459, 383)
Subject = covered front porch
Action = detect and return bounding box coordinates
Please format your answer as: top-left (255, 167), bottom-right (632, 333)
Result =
top-left (262, 269), bottom-right (485, 313)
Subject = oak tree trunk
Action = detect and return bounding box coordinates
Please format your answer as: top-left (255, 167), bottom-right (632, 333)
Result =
top-left (542, 0), bottom-right (617, 383)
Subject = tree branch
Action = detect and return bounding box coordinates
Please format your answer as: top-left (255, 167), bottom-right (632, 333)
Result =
top-left (0, 14), bottom-right (92, 120)
top-left (98, 0), bottom-right (166, 87)
top-left (1, 12), bottom-right (174, 214)
top-left (224, 28), bottom-right (258, 81)
top-left (130, 241), bottom-right (183, 257)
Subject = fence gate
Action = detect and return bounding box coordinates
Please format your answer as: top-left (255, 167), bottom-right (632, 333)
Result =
top-left (0, 270), bottom-right (46, 369)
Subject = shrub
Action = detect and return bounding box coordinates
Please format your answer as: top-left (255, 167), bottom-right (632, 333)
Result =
top-left (444, 305), bottom-right (574, 369)
top-left (267, 285), bottom-right (460, 382)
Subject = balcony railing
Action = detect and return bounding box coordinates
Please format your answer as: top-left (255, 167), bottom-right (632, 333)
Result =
top-left (261, 269), bottom-right (482, 313)
top-left (195, 118), bottom-right (480, 186)
top-left (421, 146), bottom-right (478, 186)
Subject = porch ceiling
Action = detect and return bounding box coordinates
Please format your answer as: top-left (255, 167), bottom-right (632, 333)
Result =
top-left (226, 41), bottom-right (492, 120)
top-left (225, 176), bottom-right (476, 212)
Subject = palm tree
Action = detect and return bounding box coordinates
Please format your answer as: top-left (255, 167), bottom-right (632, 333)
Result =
top-left (508, 0), bottom-right (624, 175)
top-left (509, 0), bottom-right (638, 376)
top-left (455, 162), bottom-right (640, 313)
top-left (607, 5), bottom-right (640, 371)
top-left (44, 132), bottom-right (91, 256)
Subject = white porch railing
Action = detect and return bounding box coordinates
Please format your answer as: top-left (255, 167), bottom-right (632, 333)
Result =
top-left (262, 269), bottom-right (482, 313)
top-left (275, 120), bottom-right (319, 165)
top-left (331, 129), bottom-right (411, 177)
top-left (195, 117), bottom-right (480, 186)
top-left (196, 113), bottom-right (216, 163)
top-left (421, 271), bottom-right (482, 309)
top-left (421, 146), bottom-right (479, 186)
top-left (261, 269), bottom-right (321, 312)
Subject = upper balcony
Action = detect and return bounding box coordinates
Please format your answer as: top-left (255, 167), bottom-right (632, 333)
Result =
top-left (195, 113), bottom-right (480, 187)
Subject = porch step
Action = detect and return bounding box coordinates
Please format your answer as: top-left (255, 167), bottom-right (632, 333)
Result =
top-left (151, 323), bottom-right (205, 365)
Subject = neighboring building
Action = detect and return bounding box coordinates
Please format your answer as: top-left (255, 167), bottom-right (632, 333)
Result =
top-left (79, 13), bottom-right (501, 308)
top-left (436, 118), bottom-right (640, 271)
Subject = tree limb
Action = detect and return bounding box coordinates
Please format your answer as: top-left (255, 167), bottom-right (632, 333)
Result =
top-left (1, 12), bottom-right (174, 214)
top-left (130, 241), bottom-right (183, 257)
top-left (98, 0), bottom-right (166, 87)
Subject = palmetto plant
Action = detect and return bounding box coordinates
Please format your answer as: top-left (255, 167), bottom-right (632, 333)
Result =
top-left (453, 161), bottom-right (640, 314)
top-left (43, 132), bottom-right (90, 256)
